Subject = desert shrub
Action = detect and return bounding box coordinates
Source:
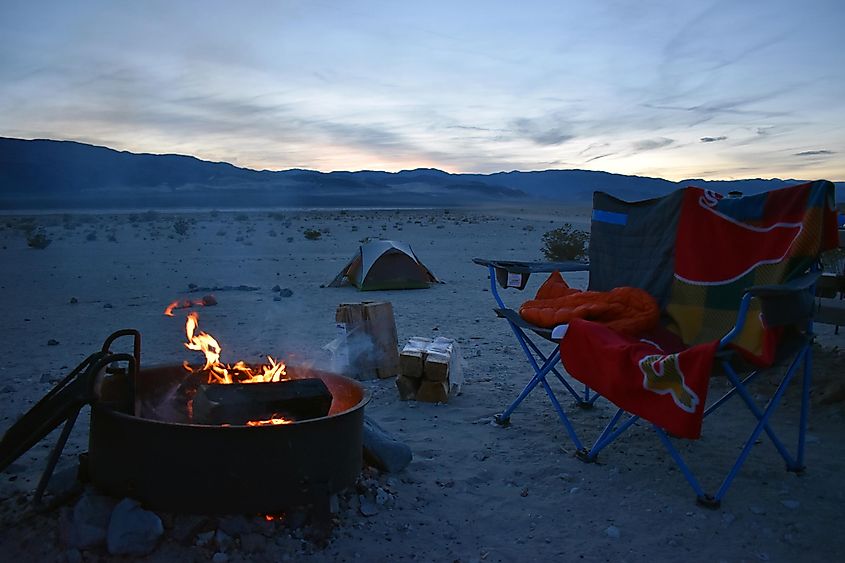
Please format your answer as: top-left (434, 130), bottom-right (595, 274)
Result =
top-left (303, 229), bottom-right (322, 240)
top-left (541, 223), bottom-right (589, 261)
top-left (173, 217), bottom-right (190, 237)
top-left (27, 229), bottom-right (51, 249)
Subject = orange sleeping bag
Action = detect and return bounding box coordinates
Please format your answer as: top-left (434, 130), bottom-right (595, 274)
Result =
top-left (518, 272), bottom-right (660, 335)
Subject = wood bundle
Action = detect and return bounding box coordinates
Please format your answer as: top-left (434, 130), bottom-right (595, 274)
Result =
top-left (396, 337), bottom-right (459, 403)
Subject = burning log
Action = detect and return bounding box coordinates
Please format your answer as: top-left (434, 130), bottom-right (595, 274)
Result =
top-left (191, 379), bottom-right (332, 426)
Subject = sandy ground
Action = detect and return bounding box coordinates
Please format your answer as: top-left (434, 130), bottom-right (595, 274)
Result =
top-left (0, 206), bottom-right (843, 562)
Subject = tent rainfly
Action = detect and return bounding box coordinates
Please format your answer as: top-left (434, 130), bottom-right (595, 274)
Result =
top-left (329, 240), bottom-right (440, 290)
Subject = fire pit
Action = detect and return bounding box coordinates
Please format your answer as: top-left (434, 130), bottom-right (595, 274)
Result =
top-left (89, 363), bottom-right (368, 515)
top-left (0, 323), bottom-right (369, 516)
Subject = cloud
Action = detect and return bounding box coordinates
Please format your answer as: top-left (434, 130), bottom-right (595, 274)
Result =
top-left (632, 137), bottom-right (674, 151)
top-left (700, 136), bottom-right (727, 143)
top-left (510, 117), bottom-right (575, 146)
top-left (794, 150), bottom-right (834, 157)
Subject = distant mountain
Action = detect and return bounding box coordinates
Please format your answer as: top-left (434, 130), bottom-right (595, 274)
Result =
top-left (0, 137), bottom-right (841, 209)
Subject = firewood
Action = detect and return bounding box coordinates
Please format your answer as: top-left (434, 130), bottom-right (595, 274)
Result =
top-left (192, 379), bottom-right (332, 425)
top-left (415, 380), bottom-right (449, 403)
top-left (395, 375), bottom-right (421, 401)
top-left (423, 338), bottom-right (455, 382)
top-left (399, 337), bottom-right (430, 379)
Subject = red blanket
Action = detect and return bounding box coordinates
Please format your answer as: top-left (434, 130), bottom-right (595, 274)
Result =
top-left (561, 319), bottom-right (718, 438)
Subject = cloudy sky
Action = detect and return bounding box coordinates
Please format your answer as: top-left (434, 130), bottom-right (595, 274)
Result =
top-left (1, 0), bottom-right (842, 180)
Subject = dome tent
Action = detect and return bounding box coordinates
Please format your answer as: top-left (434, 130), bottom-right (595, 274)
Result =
top-left (329, 240), bottom-right (440, 290)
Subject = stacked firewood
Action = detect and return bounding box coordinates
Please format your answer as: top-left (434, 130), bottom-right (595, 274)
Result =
top-left (395, 337), bottom-right (460, 403)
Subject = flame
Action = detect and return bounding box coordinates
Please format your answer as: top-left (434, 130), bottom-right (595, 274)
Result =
top-left (183, 312), bottom-right (287, 384)
top-left (180, 312), bottom-right (293, 426)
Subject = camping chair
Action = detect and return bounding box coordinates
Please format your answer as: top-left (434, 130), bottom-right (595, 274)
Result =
top-left (473, 187), bottom-right (688, 447)
top-left (548, 180), bottom-right (838, 506)
top-left (472, 258), bottom-right (599, 451)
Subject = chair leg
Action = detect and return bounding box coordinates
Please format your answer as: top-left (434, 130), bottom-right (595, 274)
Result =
top-left (577, 408), bottom-right (639, 463)
top-left (538, 374), bottom-right (584, 451)
top-left (496, 349), bottom-right (560, 424)
top-left (710, 351), bottom-right (806, 503)
top-left (793, 344), bottom-right (812, 472)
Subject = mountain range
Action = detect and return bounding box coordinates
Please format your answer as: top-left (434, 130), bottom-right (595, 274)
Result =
top-left (0, 137), bottom-right (841, 209)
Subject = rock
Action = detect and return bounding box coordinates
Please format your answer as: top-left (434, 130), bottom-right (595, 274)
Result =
top-left (604, 525), bottom-right (620, 539)
top-left (40, 372), bottom-right (56, 383)
top-left (103, 303), bottom-right (113, 309)
top-left (201, 294), bottom-right (217, 306)
top-left (106, 498), bottom-right (163, 556)
top-left (60, 491), bottom-right (116, 549)
top-left (375, 488), bottom-right (391, 506)
top-left (212, 552), bottom-right (229, 563)
top-left (359, 496), bottom-right (380, 517)
top-left (48, 339), bottom-right (60, 346)
top-left (780, 500), bottom-right (800, 510)
top-left (0, 385), bottom-right (13, 393)
top-left (188, 283), bottom-right (198, 290)
top-left (749, 505), bottom-right (766, 515)
top-left (279, 288), bottom-right (293, 297)
top-left (215, 529), bottom-right (234, 551)
top-left (721, 512), bottom-right (736, 527)
top-left (69, 297), bottom-right (78, 304)
top-left (271, 285), bottom-right (281, 292)
top-left (362, 416), bottom-right (413, 473)
top-left (273, 296), bottom-right (282, 302)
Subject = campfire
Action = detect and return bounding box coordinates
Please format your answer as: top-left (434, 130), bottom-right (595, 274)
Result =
top-left (0, 314), bottom-right (370, 518)
top-left (162, 312), bottom-right (332, 427)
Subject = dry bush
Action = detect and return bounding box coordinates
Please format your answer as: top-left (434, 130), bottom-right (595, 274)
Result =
top-left (541, 223), bottom-right (589, 261)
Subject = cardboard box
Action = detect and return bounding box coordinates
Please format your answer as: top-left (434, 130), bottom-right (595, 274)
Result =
top-left (335, 301), bottom-right (400, 380)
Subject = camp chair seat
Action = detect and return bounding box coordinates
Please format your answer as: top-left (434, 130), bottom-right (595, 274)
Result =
top-left (494, 307), bottom-right (555, 341)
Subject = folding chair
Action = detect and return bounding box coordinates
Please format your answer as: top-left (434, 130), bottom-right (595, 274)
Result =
top-left (553, 180), bottom-right (839, 507)
top-left (472, 258), bottom-right (598, 451)
top-left (473, 185), bottom-right (689, 448)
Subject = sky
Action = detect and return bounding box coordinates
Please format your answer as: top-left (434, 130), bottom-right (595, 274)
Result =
top-left (0, 0), bottom-right (843, 181)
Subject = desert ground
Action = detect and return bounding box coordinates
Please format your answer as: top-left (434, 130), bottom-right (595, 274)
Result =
top-left (0, 206), bottom-right (843, 563)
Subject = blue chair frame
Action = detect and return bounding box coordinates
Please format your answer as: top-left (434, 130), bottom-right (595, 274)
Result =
top-left (573, 272), bottom-right (819, 507)
top-left (473, 259), bottom-right (599, 451)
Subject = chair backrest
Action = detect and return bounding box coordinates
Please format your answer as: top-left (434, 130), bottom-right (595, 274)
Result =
top-left (587, 189), bottom-right (684, 309)
top-left (588, 180), bottom-right (838, 365)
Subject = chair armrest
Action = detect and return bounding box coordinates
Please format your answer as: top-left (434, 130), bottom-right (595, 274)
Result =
top-left (745, 270), bottom-right (821, 297)
top-left (472, 258), bottom-right (590, 274)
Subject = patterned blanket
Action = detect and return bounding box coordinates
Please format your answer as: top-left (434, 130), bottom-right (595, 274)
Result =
top-left (560, 180), bottom-right (838, 439)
